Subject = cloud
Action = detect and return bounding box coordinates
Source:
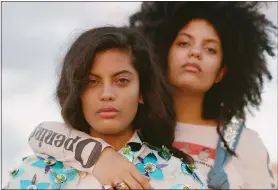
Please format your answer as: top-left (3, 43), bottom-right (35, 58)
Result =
top-left (2, 2), bottom-right (141, 70)
top-left (2, 70), bottom-right (63, 185)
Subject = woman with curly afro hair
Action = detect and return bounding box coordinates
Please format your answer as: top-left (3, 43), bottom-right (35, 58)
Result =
top-left (128, 2), bottom-right (277, 189)
top-left (27, 2), bottom-right (277, 189)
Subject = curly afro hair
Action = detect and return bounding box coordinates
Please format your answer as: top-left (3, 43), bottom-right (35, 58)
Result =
top-left (129, 2), bottom-right (277, 156)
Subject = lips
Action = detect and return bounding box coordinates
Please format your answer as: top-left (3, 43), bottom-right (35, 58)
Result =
top-left (96, 106), bottom-right (120, 119)
top-left (183, 63), bottom-right (202, 73)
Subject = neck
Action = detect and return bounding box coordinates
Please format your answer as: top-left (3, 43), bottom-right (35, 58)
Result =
top-left (89, 127), bottom-right (134, 151)
top-left (173, 88), bottom-right (217, 127)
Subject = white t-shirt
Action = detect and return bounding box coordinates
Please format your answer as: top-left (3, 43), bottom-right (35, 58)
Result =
top-left (173, 122), bottom-right (277, 189)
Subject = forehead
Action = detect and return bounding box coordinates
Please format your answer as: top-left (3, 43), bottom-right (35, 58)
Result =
top-left (178, 19), bottom-right (221, 42)
top-left (91, 48), bottom-right (135, 74)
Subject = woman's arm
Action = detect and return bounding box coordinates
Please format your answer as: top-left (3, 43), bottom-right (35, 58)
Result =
top-left (28, 121), bottom-right (152, 189)
top-left (28, 121), bottom-right (110, 172)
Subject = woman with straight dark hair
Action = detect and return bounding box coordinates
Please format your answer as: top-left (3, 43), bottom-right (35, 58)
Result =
top-left (6, 26), bottom-right (207, 189)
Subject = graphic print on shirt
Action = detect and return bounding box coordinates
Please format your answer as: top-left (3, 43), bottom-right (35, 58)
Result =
top-left (173, 141), bottom-right (215, 169)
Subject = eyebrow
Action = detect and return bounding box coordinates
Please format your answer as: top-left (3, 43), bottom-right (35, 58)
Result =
top-left (178, 32), bottom-right (220, 45)
top-left (89, 70), bottom-right (133, 78)
top-left (178, 32), bottom-right (193, 39)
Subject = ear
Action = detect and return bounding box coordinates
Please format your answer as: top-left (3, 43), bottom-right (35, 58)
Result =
top-left (138, 95), bottom-right (144, 104)
top-left (215, 66), bottom-right (228, 84)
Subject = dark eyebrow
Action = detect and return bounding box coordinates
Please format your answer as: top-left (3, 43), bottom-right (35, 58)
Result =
top-left (112, 70), bottom-right (133, 77)
top-left (89, 73), bottom-right (101, 78)
top-left (89, 70), bottom-right (133, 78)
top-left (178, 32), bottom-right (193, 39)
top-left (178, 32), bottom-right (220, 45)
top-left (204, 39), bottom-right (220, 45)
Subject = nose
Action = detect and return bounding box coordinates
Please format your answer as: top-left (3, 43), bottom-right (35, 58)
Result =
top-left (100, 84), bottom-right (115, 101)
top-left (188, 46), bottom-right (202, 60)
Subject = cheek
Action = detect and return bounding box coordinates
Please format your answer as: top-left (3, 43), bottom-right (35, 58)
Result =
top-left (120, 86), bottom-right (140, 115)
top-left (81, 89), bottom-right (98, 116)
top-left (168, 46), bottom-right (185, 67)
top-left (196, 59), bottom-right (222, 91)
top-left (168, 47), bottom-right (185, 82)
top-left (202, 58), bottom-right (222, 82)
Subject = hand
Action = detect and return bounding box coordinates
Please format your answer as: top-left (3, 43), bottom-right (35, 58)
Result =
top-left (93, 147), bottom-right (153, 189)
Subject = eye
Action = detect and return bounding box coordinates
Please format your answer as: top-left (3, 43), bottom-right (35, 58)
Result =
top-left (177, 41), bottom-right (191, 47)
top-left (89, 79), bottom-right (100, 86)
top-left (116, 78), bottom-right (130, 86)
top-left (205, 47), bottom-right (217, 54)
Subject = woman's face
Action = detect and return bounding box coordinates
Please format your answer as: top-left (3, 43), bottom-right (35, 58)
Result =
top-left (168, 19), bottom-right (226, 93)
top-left (81, 48), bottom-right (140, 135)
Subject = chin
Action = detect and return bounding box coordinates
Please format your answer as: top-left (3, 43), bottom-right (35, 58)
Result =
top-left (94, 122), bottom-right (128, 135)
top-left (179, 76), bottom-right (199, 84)
top-left (174, 79), bottom-right (207, 92)
top-left (100, 128), bottom-right (124, 135)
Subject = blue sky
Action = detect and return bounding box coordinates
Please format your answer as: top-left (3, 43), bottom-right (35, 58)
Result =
top-left (2, 2), bottom-right (277, 185)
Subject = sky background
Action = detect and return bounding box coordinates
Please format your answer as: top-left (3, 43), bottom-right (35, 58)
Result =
top-left (1, 2), bottom-right (277, 185)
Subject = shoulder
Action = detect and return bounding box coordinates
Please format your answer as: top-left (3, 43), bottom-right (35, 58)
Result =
top-left (236, 127), bottom-right (267, 159)
top-left (235, 126), bottom-right (270, 168)
top-left (232, 127), bottom-right (276, 188)
top-left (5, 154), bottom-right (82, 189)
top-left (5, 154), bottom-right (52, 189)
top-left (240, 127), bottom-right (261, 143)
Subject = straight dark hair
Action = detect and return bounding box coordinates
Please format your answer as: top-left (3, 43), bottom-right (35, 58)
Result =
top-left (56, 26), bottom-right (194, 164)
